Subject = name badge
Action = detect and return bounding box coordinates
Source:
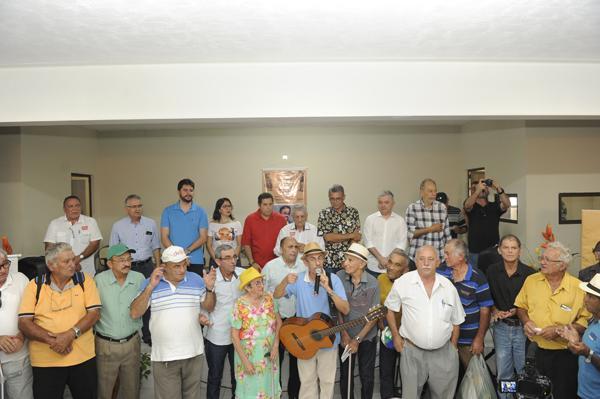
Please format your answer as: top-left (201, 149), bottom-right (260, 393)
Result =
top-left (146, 231), bottom-right (152, 235)
top-left (560, 304), bottom-right (572, 312)
top-left (589, 332), bottom-right (597, 341)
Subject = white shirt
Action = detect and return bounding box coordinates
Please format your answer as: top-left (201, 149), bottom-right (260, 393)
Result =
top-left (262, 256), bottom-right (306, 318)
top-left (273, 222), bottom-right (324, 256)
top-left (0, 272), bottom-right (30, 364)
top-left (363, 211), bottom-right (408, 273)
top-left (44, 214), bottom-right (103, 276)
top-left (384, 270), bottom-right (465, 350)
top-left (203, 267), bottom-right (244, 346)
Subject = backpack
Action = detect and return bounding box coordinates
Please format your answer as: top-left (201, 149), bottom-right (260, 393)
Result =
top-left (35, 271), bottom-right (85, 305)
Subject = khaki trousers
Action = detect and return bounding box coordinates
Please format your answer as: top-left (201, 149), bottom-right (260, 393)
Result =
top-left (95, 333), bottom-right (141, 399)
top-left (297, 347), bottom-right (338, 399)
top-left (151, 355), bottom-right (203, 399)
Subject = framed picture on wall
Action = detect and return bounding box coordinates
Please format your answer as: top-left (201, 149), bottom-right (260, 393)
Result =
top-left (262, 168), bottom-right (307, 213)
top-left (71, 173), bottom-right (93, 216)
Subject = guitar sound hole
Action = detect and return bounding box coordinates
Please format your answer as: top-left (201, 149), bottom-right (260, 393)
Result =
top-left (311, 331), bottom-right (322, 341)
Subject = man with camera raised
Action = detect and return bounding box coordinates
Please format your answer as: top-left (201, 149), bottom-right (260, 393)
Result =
top-left (463, 178), bottom-right (510, 267)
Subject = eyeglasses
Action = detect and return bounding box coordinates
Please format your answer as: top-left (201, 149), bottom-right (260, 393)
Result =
top-left (0, 260), bottom-right (10, 270)
top-left (112, 257), bottom-right (133, 263)
top-left (249, 278), bottom-right (265, 287)
top-left (126, 205), bottom-right (143, 209)
top-left (220, 255), bottom-right (239, 262)
top-left (538, 256), bottom-right (563, 264)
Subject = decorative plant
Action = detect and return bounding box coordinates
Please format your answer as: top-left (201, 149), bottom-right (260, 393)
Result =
top-left (523, 224), bottom-right (556, 269)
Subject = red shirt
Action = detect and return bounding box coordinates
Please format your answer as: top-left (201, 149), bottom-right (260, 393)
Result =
top-left (242, 210), bottom-right (287, 268)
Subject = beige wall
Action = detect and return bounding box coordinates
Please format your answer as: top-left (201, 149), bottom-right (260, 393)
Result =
top-left (0, 130), bottom-right (23, 249)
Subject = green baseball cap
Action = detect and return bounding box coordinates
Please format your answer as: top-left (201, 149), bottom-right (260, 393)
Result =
top-left (107, 243), bottom-right (136, 260)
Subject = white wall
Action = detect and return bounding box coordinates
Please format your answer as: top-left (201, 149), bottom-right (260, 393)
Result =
top-left (0, 130), bottom-right (23, 249)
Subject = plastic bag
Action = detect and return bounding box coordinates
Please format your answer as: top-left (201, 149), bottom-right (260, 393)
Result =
top-left (456, 354), bottom-right (497, 399)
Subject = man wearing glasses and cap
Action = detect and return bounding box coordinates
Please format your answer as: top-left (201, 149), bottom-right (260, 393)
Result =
top-left (0, 249), bottom-right (33, 399)
top-left (93, 244), bottom-right (146, 399)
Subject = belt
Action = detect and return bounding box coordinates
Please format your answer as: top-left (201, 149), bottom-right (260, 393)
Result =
top-left (404, 337), bottom-right (437, 352)
top-left (131, 258), bottom-right (152, 266)
top-left (500, 317), bottom-right (522, 327)
top-left (95, 331), bottom-right (138, 343)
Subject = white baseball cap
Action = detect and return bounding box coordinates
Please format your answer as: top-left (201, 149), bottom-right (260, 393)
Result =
top-left (161, 246), bottom-right (188, 263)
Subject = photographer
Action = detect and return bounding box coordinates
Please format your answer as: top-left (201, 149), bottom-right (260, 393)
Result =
top-left (557, 274), bottom-right (600, 399)
top-left (463, 178), bottom-right (510, 267)
top-left (515, 242), bottom-right (591, 399)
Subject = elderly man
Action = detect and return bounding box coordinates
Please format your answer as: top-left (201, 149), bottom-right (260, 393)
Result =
top-left (203, 244), bottom-right (244, 399)
top-left (363, 190), bottom-right (408, 277)
top-left (405, 178), bottom-right (451, 261)
top-left (336, 243), bottom-right (380, 399)
top-left (110, 193), bottom-right (161, 345)
top-left (0, 249), bottom-right (33, 399)
top-left (18, 243), bottom-right (102, 399)
top-left (263, 237), bottom-right (306, 399)
top-left (438, 239), bottom-right (493, 368)
top-left (377, 248), bottom-right (410, 399)
top-left (274, 242), bottom-right (349, 399)
top-left (274, 205), bottom-right (324, 256)
top-left (44, 195), bottom-right (103, 276)
top-left (486, 234), bottom-right (534, 398)
top-left (385, 245), bottom-right (465, 399)
top-left (161, 178), bottom-right (209, 276)
top-left (130, 245), bottom-right (216, 399)
top-left (579, 240), bottom-right (600, 282)
top-left (463, 178), bottom-right (510, 267)
top-left (93, 244), bottom-right (145, 399)
top-left (317, 184), bottom-right (361, 274)
top-left (242, 192), bottom-right (287, 270)
top-left (515, 241), bottom-right (591, 399)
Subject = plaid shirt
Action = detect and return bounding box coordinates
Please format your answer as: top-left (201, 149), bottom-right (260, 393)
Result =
top-left (405, 199), bottom-right (451, 259)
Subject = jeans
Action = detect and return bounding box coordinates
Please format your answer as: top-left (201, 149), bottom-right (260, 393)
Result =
top-left (204, 339), bottom-right (235, 399)
top-left (339, 338), bottom-right (377, 399)
top-left (492, 321), bottom-right (526, 399)
top-left (379, 341), bottom-right (401, 399)
top-left (1, 356), bottom-right (34, 399)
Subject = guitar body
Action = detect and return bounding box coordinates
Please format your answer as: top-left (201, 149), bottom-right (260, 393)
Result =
top-left (279, 313), bottom-right (336, 360)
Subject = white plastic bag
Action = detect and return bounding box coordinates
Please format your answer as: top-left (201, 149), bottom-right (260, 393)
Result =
top-left (456, 354), bottom-right (497, 399)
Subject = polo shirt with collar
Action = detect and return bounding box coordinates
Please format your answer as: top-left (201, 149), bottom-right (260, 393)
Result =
top-left (94, 269), bottom-right (145, 339)
top-left (285, 271), bottom-right (348, 349)
top-left (44, 214), bottom-right (103, 276)
top-left (0, 272), bottom-right (30, 364)
top-left (109, 216), bottom-right (161, 262)
top-left (241, 210), bottom-right (287, 268)
top-left (273, 222), bottom-right (324, 256)
top-left (160, 202), bottom-right (209, 265)
top-left (385, 270), bottom-right (465, 350)
top-left (204, 266), bottom-right (245, 346)
top-left (139, 271), bottom-right (207, 361)
top-left (514, 272), bottom-right (591, 350)
top-left (262, 255), bottom-right (307, 318)
top-left (336, 269), bottom-right (380, 340)
top-left (578, 318), bottom-right (600, 399)
top-left (362, 211), bottom-right (408, 274)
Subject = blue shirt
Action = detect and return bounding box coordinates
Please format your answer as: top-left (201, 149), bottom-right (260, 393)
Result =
top-left (578, 319), bottom-right (600, 399)
top-left (160, 202), bottom-right (209, 264)
top-left (437, 264), bottom-right (494, 345)
top-left (285, 271), bottom-right (348, 349)
top-left (110, 216), bottom-right (161, 262)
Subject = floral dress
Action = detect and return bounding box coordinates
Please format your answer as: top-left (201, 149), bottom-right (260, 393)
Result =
top-left (230, 293), bottom-right (281, 399)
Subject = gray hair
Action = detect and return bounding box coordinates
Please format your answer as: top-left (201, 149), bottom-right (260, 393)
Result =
top-left (215, 244), bottom-right (234, 259)
top-left (291, 204), bottom-right (307, 217)
top-left (378, 190), bottom-right (394, 200)
top-left (125, 194), bottom-right (142, 204)
top-left (446, 239), bottom-right (469, 261)
top-left (415, 245), bottom-right (439, 260)
top-left (328, 184), bottom-right (345, 195)
top-left (45, 243), bottom-right (73, 265)
top-left (419, 178), bottom-right (437, 190)
top-left (388, 248), bottom-right (409, 265)
top-left (545, 241), bottom-right (572, 264)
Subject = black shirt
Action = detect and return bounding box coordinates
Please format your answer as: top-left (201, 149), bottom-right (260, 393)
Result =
top-left (466, 198), bottom-right (506, 253)
top-left (579, 263), bottom-right (600, 283)
top-left (486, 261), bottom-right (535, 312)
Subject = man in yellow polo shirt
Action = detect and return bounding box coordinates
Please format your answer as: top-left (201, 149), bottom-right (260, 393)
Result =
top-left (515, 241), bottom-right (590, 399)
top-left (18, 243), bottom-right (101, 399)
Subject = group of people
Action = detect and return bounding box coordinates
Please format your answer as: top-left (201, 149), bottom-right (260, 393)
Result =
top-left (1, 177), bottom-right (599, 399)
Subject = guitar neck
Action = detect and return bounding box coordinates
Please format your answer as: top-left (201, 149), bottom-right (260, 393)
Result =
top-left (321, 315), bottom-right (372, 336)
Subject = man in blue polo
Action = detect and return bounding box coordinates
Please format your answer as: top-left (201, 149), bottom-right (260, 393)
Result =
top-left (161, 178), bottom-right (209, 276)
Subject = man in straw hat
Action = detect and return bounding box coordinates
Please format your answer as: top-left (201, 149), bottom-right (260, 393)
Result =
top-left (274, 242), bottom-right (349, 399)
top-left (558, 273), bottom-right (600, 399)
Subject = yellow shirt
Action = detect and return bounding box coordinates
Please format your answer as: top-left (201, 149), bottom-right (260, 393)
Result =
top-left (378, 273), bottom-right (394, 305)
top-left (514, 272), bottom-right (590, 350)
top-left (18, 274), bottom-right (102, 367)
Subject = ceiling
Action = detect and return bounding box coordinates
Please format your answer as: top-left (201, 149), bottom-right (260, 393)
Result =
top-left (1, 0), bottom-right (600, 67)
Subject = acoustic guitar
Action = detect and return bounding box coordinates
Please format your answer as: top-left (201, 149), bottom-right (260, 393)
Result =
top-left (279, 305), bottom-right (387, 360)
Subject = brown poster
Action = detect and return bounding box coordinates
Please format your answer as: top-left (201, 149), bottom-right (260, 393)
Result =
top-left (262, 168), bottom-right (307, 207)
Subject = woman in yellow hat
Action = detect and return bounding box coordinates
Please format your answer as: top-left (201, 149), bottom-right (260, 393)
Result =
top-left (230, 267), bottom-right (282, 398)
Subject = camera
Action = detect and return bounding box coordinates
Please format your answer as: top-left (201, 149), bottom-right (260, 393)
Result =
top-left (483, 178), bottom-right (494, 187)
top-left (498, 357), bottom-right (552, 398)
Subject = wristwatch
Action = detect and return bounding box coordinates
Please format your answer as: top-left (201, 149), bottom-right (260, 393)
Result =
top-left (585, 349), bottom-right (594, 363)
top-left (354, 336), bottom-right (362, 343)
top-left (79, 254), bottom-right (84, 260)
top-left (206, 287), bottom-right (215, 293)
top-left (72, 326), bottom-right (82, 339)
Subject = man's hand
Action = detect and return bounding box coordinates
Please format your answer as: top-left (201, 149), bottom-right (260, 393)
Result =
top-left (0, 335), bottom-right (20, 353)
top-left (319, 272), bottom-right (331, 292)
top-left (567, 340), bottom-right (590, 357)
top-left (378, 257), bottom-right (388, 270)
top-left (476, 180), bottom-right (487, 193)
top-left (72, 255), bottom-right (82, 272)
top-left (347, 339), bottom-right (359, 354)
top-left (392, 335), bottom-right (405, 353)
top-left (198, 314), bottom-right (212, 327)
top-left (470, 336), bottom-right (484, 355)
top-left (286, 273), bottom-right (298, 285)
top-left (351, 231), bottom-right (362, 242)
top-left (557, 324), bottom-right (580, 344)
top-left (523, 321), bottom-right (539, 339)
top-left (149, 266), bottom-right (165, 288)
top-left (429, 223), bottom-right (443, 233)
top-left (539, 325), bottom-right (560, 341)
top-left (203, 267), bottom-right (217, 291)
top-left (48, 330), bottom-right (75, 355)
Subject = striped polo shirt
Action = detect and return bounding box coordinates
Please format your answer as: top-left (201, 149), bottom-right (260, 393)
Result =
top-left (437, 264), bottom-right (494, 345)
top-left (138, 272), bottom-right (207, 361)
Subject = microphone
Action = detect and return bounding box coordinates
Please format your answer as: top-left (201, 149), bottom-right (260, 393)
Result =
top-left (314, 268), bottom-right (322, 295)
